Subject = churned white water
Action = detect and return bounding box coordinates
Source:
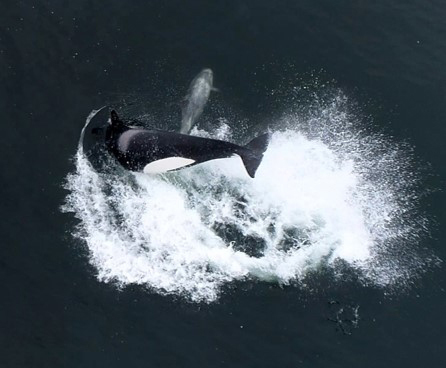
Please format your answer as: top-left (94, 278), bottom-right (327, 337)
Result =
top-left (62, 93), bottom-right (431, 302)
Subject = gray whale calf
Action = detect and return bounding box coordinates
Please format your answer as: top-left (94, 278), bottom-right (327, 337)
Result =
top-left (180, 68), bottom-right (216, 134)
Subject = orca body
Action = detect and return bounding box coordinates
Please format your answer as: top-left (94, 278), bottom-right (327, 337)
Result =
top-left (180, 68), bottom-right (215, 134)
top-left (106, 111), bottom-right (270, 178)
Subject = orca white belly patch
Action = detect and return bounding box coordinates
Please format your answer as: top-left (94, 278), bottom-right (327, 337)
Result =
top-left (143, 157), bottom-right (195, 174)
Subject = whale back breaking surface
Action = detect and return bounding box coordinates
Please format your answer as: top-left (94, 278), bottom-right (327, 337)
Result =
top-left (180, 69), bottom-right (214, 134)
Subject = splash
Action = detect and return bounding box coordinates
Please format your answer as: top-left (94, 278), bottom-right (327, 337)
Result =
top-left (62, 92), bottom-right (432, 302)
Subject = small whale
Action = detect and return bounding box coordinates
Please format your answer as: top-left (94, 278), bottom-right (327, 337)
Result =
top-left (106, 110), bottom-right (270, 178)
top-left (180, 68), bottom-right (217, 134)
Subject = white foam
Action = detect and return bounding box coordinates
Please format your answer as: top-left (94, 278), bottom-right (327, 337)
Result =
top-left (62, 94), bottom-right (433, 302)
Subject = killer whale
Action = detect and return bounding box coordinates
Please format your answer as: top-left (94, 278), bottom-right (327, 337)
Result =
top-left (106, 110), bottom-right (270, 178)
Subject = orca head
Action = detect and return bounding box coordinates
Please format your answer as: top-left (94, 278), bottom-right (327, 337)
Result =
top-left (91, 127), bottom-right (103, 136)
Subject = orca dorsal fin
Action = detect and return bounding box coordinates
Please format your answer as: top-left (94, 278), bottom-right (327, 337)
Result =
top-left (110, 110), bottom-right (120, 125)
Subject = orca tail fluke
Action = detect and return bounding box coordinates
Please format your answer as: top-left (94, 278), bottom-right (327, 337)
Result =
top-left (240, 133), bottom-right (271, 178)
